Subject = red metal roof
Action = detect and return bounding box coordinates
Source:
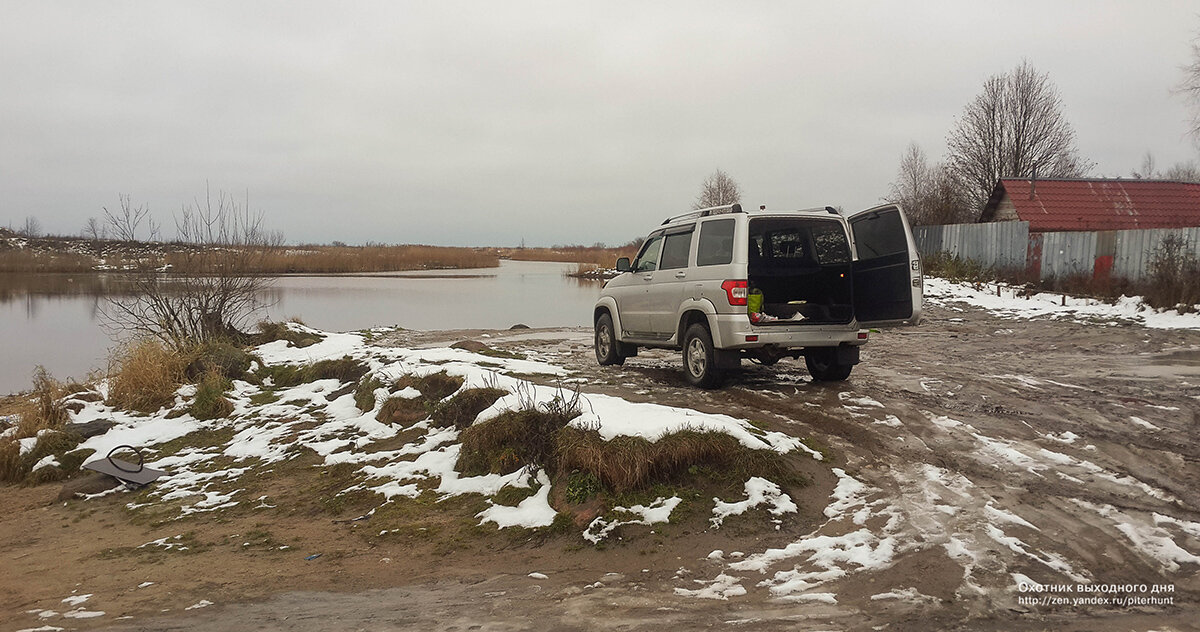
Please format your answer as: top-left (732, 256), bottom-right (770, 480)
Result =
top-left (981, 178), bottom-right (1200, 231)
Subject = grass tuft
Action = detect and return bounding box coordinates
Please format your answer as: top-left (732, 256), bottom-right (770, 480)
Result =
top-left (555, 427), bottom-right (799, 494)
top-left (376, 395), bottom-right (430, 425)
top-left (430, 387), bottom-right (507, 430)
top-left (255, 356), bottom-right (369, 388)
top-left (252, 321), bottom-right (325, 348)
top-left (456, 407), bottom-right (577, 476)
top-left (185, 340), bottom-right (253, 382)
top-left (411, 371), bottom-right (464, 401)
top-left (189, 368), bottom-right (235, 420)
top-left (354, 375), bottom-right (384, 412)
top-left (107, 339), bottom-right (186, 413)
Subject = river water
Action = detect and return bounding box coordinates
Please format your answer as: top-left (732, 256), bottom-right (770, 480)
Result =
top-left (0, 260), bottom-right (601, 395)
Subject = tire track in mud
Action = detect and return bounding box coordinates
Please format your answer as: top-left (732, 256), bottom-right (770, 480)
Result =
top-left (655, 310), bottom-right (1200, 628)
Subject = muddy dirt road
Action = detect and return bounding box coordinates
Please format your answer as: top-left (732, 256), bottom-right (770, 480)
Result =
top-left (6, 295), bottom-right (1199, 632)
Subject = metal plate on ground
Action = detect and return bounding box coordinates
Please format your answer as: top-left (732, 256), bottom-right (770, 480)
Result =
top-left (82, 458), bottom-right (166, 487)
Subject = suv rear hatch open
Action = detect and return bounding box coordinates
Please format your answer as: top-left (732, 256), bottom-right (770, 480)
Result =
top-left (747, 215), bottom-right (854, 325)
top-left (745, 205), bottom-right (921, 327)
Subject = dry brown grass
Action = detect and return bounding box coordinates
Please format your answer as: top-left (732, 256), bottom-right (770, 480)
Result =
top-left (376, 395), bottom-right (431, 426)
top-left (555, 427), bottom-right (796, 493)
top-left (0, 367), bottom-right (72, 482)
top-left (456, 408), bottom-right (573, 476)
top-left (107, 339), bottom-right (187, 413)
top-left (0, 250), bottom-right (101, 274)
top-left (231, 245), bottom-right (499, 274)
top-left (1, 242), bottom-right (498, 275)
top-left (502, 246), bottom-right (638, 268)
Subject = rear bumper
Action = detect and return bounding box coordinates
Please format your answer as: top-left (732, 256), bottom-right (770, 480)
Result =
top-left (709, 313), bottom-right (865, 350)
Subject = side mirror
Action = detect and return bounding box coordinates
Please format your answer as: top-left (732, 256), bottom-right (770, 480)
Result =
top-left (616, 257), bottom-right (631, 272)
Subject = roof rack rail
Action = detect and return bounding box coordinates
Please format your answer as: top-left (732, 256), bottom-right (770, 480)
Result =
top-left (661, 203), bottom-right (743, 225)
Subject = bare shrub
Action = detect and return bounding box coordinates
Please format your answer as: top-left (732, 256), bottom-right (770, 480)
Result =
top-left (102, 188), bottom-right (282, 349)
top-left (107, 339), bottom-right (187, 413)
top-left (1144, 234), bottom-right (1200, 310)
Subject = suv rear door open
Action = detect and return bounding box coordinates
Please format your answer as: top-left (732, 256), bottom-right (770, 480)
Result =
top-left (847, 204), bottom-right (922, 327)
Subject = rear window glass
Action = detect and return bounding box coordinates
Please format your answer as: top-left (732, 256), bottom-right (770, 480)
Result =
top-left (851, 209), bottom-right (907, 259)
top-left (696, 219), bottom-right (734, 266)
top-left (749, 218), bottom-right (850, 267)
top-left (660, 231), bottom-right (693, 270)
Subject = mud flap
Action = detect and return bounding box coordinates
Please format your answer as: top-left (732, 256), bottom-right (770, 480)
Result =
top-left (836, 345), bottom-right (861, 366)
top-left (715, 348), bottom-right (741, 369)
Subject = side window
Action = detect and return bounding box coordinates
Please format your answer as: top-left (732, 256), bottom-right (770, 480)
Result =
top-left (634, 236), bottom-right (664, 272)
top-left (659, 231), bottom-right (693, 270)
top-left (696, 218), bottom-right (735, 266)
top-left (811, 222), bottom-right (851, 264)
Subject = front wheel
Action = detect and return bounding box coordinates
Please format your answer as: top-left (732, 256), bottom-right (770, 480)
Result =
top-left (595, 313), bottom-right (625, 366)
top-left (682, 323), bottom-right (722, 388)
top-left (805, 348), bottom-right (853, 381)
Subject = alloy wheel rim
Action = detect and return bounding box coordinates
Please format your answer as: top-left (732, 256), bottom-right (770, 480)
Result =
top-left (687, 338), bottom-right (706, 376)
top-left (597, 327), bottom-right (611, 357)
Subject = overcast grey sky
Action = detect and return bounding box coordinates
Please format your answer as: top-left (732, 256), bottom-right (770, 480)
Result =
top-left (2, 1), bottom-right (1198, 247)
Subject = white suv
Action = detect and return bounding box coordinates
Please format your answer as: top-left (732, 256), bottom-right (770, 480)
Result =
top-left (593, 203), bottom-right (922, 387)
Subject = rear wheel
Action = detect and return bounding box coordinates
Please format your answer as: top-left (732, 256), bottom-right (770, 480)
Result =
top-left (805, 348), bottom-right (853, 381)
top-left (682, 323), bottom-right (722, 388)
top-left (594, 313), bottom-right (625, 366)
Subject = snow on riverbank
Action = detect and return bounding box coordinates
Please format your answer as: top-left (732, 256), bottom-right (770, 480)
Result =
top-left (924, 277), bottom-right (1200, 329)
top-left (66, 324), bottom-right (803, 537)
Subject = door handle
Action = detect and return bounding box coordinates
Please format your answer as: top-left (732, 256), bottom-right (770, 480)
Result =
top-left (674, 271), bottom-right (686, 278)
top-left (642, 273), bottom-right (654, 281)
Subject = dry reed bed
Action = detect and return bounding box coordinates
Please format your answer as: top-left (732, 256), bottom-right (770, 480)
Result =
top-left (503, 246), bottom-right (638, 268)
top-left (0, 244), bottom-right (499, 275)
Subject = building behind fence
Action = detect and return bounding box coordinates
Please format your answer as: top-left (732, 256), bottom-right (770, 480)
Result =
top-left (913, 221), bottom-right (1200, 281)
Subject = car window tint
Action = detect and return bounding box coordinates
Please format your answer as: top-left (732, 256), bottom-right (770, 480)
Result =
top-left (635, 236), bottom-right (663, 272)
top-left (811, 221), bottom-right (851, 264)
top-left (660, 231), bottom-right (693, 270)
top-left (696, 219), bottom-right (734, 266)
top-left (851, 210), bottom-right (907, 259)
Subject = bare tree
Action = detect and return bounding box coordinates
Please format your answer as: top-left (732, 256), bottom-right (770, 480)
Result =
top-left (82, 216), bottom-right (106, 242)
top-left (19, 216), bottom-right (42, 238)
top-left (886, 142), bottom-right (970, 225)
top-left (1164, 160), bottom-right (1200, 182)
top-left (1129, 152), bottom-right (1200, 182)
top-left (102, 188), bottom-right (283, 349)
top-left (693, 169), bottom-right (742, 209)
top-left (946, 61), bottom-right (1091, 211)
top-left (1182, 30), bottom-right (1200, 139)
top-left (103, 194), bottom-right (159, 242)
top-left (1131, 152), bottom-right (1158, 179)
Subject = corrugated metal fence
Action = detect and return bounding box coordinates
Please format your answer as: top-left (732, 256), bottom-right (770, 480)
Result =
top-left (913, 221), bottom-right (1200, 281)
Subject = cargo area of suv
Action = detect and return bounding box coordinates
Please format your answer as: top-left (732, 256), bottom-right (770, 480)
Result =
top-left (747, 216), bottom-right (854, 325)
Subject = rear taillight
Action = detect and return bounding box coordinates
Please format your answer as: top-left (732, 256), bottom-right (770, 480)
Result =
top-left (721, 280), bottom-right (748, 306)
top-left (858, 332), bottom-right (869, 340)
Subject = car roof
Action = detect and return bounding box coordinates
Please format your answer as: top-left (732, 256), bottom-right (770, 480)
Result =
top-left (659, 206), bottom-right (843, 227)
